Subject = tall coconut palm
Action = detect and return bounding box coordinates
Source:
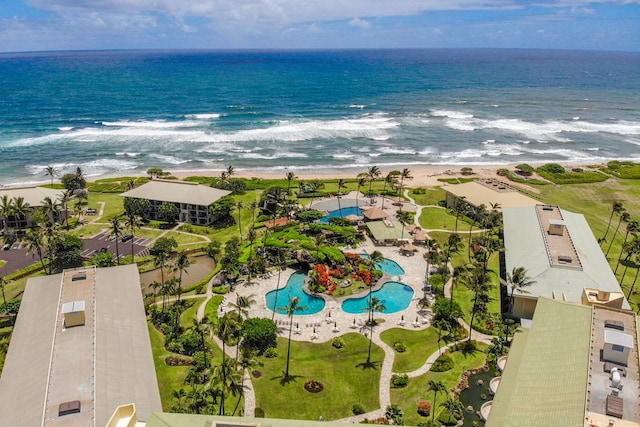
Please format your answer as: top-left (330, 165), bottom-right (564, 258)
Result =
top-left (380, 171), bottom-right (400, 210)
top-left (366, 165), bottom-right (381, 196)
top-left (271, 249), bottom-right (285, 321)
top-left (434, 319), bottom-right (450, 355)
top-left (441, 398), bottom-right (464, 425)
top-left (396, 210), bottom-right (412, 242)
top-left (109, 216), bottom-right (123, 265)
top-left (336, 179), bottom-right (346, 217)
top-left (230, 294), bottom-right (256, 320)
top-left (427, 380), bottom-right (447, 423)
top-left (0, 276), bottom-right (7, 313)
top-left (24, 228), bottom-right (49, 274)
top-left (620, 236), bottom-right (640, 285)
top-left (628, 253), bottom-right (640, 299)
top-left (44, 165), bottom-right (58, 187)
top-left (40, 196), bottom-right (59, 227)
top-left (175, 252), bottom-right (193, 302)
top-left (601, 201), bottom-right (625, 245)
top-left (463, 263), bottom-right (492, 342)
top-left (606, 211), bottom-right (630, 257)
top-left (506, 266), bottom-right (536, 315)
top-left (124, 212), bottom-right (143, 262)
top-left (0, 195), bottom-right (13, 230)
top-left (285, 172), bottom-right (297, 200)
top-left (365, 296), bottom-right (386, 364)
top-left (366, 250), bottom-right (384, 324)
top-left (615, 220), bottom-right (639, 275)
top-left (213, 312), bottom-right (241, 413)
top-left (399, 168), bottom-right (413, 197)
top-left (355, 177), bottom-right (367, 209)
top-left (236, 201), bottom-right (243, 244)
top-left (57, 190), bottom-right (73, 229)
top-left (281, 296), bottom-right (305, 378)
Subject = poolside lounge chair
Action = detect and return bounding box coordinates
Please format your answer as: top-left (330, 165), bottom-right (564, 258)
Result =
top-left (606, 394), bottom-right (623, 418)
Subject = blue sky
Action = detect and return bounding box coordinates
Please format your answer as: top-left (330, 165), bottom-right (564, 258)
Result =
top-left (0, 0), bottom-right (638, 52)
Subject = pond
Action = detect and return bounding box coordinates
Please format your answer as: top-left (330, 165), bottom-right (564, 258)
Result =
top-left (342, 281), bottom-right (414, 314)
top-left (360, 254), bottom-right (406, 276)
top-left (319, 206), bottom-right (363, 223)
top-left (459, 368), bottom-right (495, 427)
top-left (139, 256), bottom-right (216, 290)
top-left (265, 270), bottom-right (326, 315)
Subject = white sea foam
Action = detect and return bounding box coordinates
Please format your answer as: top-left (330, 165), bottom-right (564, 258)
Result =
top-left (58, 126), bottom-right (73, 131)
top-left (116, 152), bottom-right (141, 157)
top-left (430, 110), bottom-right (474, 119)
top-left (148, 153), bottom-right (190, 165)
top-left (376, 146), bottom-right (418, 155)
top-left (184, 113), bottom-right (221, 120)
top-left (102, 119), bottom-right (203, 129)
top-left (240, 152), bottom-right (308, 160)
top-left (348, 105), bottom-right (366, 109)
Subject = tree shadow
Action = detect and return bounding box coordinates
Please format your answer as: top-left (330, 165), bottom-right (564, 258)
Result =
top-left (270, 372), bottom-right (304, 386)
top-left (356, 360), bottom-right (380, 370)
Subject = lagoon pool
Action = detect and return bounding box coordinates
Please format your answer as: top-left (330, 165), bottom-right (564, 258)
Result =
top-left (266, 271), bottom-right (325, 315)
top-left (319, 206), bottom-right (363, 223)
top-left (342, 281), bottom-right (414, 314)
top-left (360, 254), bottom-right (405, 276)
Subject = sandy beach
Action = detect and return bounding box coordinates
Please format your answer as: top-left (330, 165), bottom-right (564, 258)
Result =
top-left (171, 162), bottom-right (601, 189)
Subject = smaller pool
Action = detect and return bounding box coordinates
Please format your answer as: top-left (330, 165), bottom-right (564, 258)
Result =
top-left (360, 254), bottom-right (405, 276)
top-left (319, 206), bottom-right (363, 223)
top-left (342, 281), bottom-right (414, 314)
top-left (266, 271), bottom-right (325, 315)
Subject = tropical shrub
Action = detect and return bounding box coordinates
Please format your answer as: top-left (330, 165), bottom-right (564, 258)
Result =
top-left (393, 341), bottom-right (407, 353)
top-left (263, 347), bottom-right (278, 358)
top-left (417, 401), bottom-right (432, 417)
top-left (391, 373), bottom-right (409, 388)
top-left (431, 354), bottom-right (454, 372)
top-left (352, 404), bottom-right (365, 415)
top-left (332, 337), bottom-right (345, 349)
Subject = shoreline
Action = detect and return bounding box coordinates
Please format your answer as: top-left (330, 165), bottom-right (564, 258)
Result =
top-left (1, 161), bottom-right (605, 189)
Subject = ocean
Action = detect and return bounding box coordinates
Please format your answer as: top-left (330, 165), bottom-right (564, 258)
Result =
top-left (0, 49), bottom-right (639, 185)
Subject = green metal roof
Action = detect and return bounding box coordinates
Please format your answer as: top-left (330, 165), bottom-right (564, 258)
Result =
top-left (365, 220), bottom-right (406, 242)
top-left (486, 298), bottom-right (592, 427)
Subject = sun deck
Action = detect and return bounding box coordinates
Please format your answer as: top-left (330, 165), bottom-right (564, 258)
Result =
top-left (535, 204), bottom-right (582, 270)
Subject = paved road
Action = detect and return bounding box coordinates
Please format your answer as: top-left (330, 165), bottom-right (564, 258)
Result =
top-left (81, 231), bottom-right (153, 260)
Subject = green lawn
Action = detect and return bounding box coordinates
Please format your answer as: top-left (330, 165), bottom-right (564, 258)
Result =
top-left (135, 227), bottom-right (165, 239)
top-left (87, 191), bottom-right (126, 220)
top-left (148, 322), bottom-right (190, 410)
top-left (179, 298), bottom-right (206, 329)
top-left (391, 343), bottom-right (488, 426)
top-left (164, 231), bottom-right (209, 246)
top-left (419, 207), bottom-right (472, 232)
top-left (409, 187), bottom-right (447, 206)
top-left (253, 333), bottom-right (383, 420)
top-left (380, 327), bottom-right (441, 373)
top-left (69, 223), bottom-right (107, 237)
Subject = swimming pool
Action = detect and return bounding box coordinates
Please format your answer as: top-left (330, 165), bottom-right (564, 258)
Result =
top-left (342, 281), bottom-right (414, 314)
top-left (265, 271), bottom-right (326, 315)
top-left (319, 206), bottom-right (363, 223)
top-left (360, 255), bottom-right (406, 276)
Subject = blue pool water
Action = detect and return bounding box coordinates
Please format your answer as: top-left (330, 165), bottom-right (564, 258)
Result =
top-left (342, 281), bottom-right (414, 314)
top-left (319, 206), bottom-right (363, 223)
top-left (266, 271), bottom-right (326, 315)
top-left (360, 255), bottom-right (406, 276)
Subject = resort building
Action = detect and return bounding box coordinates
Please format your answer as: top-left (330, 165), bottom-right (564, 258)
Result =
top-left (486, 297), bottom-right (640, 427)
top-left (0, 264), bottom-right (162, 426)
top-left (503, 204), bottom-right (629, 319)
top-left (444, 178), bottom-right (538, 214)
top-left (120, 179), bottom-right (231, 225)
top-left (0, 185), bottom-right (67, 229)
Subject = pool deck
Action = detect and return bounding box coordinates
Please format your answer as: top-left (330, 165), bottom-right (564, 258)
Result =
top-left (223, 235), bottom-right (435, 344)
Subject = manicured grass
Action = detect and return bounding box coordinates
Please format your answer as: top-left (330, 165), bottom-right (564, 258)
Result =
top-left (179, 298), bottom-right (206, 329)
top-left (135, 227), bottom-right (165, 239)
top-left (148, 322), bottom-right (190, 410)
top-left (164, 231), bottom-right (209, 246)
top-left (204, 295), bottom-right (224, 323)
top-left (253, 333), bottom-right (383, 420)
top-left (87, 192), bottom-right (125, 220)
top-left (419, 207), bottom-right (472, 232)
top-left (391, 343), bottom-right (488, 426)
top-left (380, 327), bottom-right (441, 373)
top-left (70, 223), bottom-right (107, 237)
top-left (409, 187), bottom-right (447, 206)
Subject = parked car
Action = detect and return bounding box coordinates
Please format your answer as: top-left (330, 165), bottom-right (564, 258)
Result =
top-left (121, 234), bottom-right (134, 242)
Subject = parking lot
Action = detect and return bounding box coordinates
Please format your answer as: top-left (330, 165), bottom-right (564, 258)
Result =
top-left (81, 231), bottom-right (154, 260)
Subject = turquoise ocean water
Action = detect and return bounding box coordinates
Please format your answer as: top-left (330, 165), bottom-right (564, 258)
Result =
top-left (0, 49), bottom-right (639, 185)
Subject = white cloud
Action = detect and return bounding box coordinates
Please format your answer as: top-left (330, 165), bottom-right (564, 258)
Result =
top-left (349, 17), bottom-right (371, 29)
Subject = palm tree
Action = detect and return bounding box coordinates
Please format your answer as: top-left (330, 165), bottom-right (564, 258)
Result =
top-left (336, 178), bottom-right (346, 217)
top-left (236, 201), bottom-right (243, 244)
top-left (175, 252), bottom-right (193, 302)
top-left (606, 211), bottom-right (630, 257)
top-left (620, 236), bottom-right (640, 284)
top-left (57, 190), bottom-right (73, 229)
top-left (40, 196), bottom-right (59, 227)
top-left (366, 250), bottom-right (384, 324)
top-left (0, 276), bottom-right (7, 314)
top-left (192, 316), bottom-right (210, 369)
top-left (366, 165), bottom-right (381, 196)
top-left (0, 195), bottom-right (13, 230)
top-left (230, 294), bottom-right (256, 319)
top-left (271, 249), bottom-right (285, 321)
top-left (506, 266), bottom-right (536, 315)
top-left (399, 168), bottom-right (413, 197)
top-left (109, 216), bottom-right (123, 265)
top-left (306, 180), bottom-right (325, 209)
top-left (211, 356), bottom-right (241, 415)
top-left (281, 296), bottom-right (305, 378)
top-left (24, 228), bottom-right (49, 274)
top-left (434, 319), bottom-right (450, 355)
top-left (423, 239), bottom-right (439, 295)
top-left (285, 172), bottom-right (297, 200)
top-left (314, 233), bottom-right (326, 262)
top-left (463, 263), bottom-right (492, 342)
top-left (44, 165), bottom-right (58, 187)
top-left (11, 196), bottom-right (30, 228)
top-left (124, 212), bottom-right (143, 262)
top-left (601, 201), bottom-right (625, 245)
top-left (380, 171), bottom-right (400, 210)
top-left (396, 210), bottom-right (412, 242)
top-left (441, 398), bottom-right (464, 425)
top-left (366, 296), bottom-right (386, 363)
top-left (615, 220), bottom-right (639, 275)
top-left (213, 312), bottom-right (241, 413)
top-left (628, 253), bottom-right (640, 299)
top-left (427, 380), bottom-right (447, 423)
top-left (355, 177), bottom-right (367, 208)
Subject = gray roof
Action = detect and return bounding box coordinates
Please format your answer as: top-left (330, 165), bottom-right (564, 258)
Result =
top-left (121, 179), bottom-right (231, 206)
top-left (0, 264), bottom-right (161, 426)
top-left (503, 206), bottom-right (629, 308)
top-left (0, 186), bottom-right (66, 207)
top-left (444, 180), bottom-right (538, 210)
